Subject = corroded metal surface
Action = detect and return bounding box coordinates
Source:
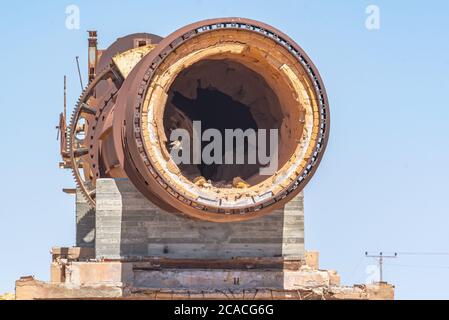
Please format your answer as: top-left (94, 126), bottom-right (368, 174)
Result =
top-left (62, 17), bottom-right (330, 222)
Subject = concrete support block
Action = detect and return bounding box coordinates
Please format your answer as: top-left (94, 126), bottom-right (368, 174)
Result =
top-left (95, 179), bottom-right (305, 260)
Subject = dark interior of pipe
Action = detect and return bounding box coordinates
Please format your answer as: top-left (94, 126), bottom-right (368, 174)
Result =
top-left (164, 58), bottom-right (294, 187)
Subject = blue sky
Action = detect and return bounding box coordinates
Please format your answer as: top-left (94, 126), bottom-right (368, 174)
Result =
top-left (0, 1), bottom-right (448, 299)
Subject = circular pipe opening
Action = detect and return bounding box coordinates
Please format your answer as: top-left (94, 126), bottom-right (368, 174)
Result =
top-left (136, 24), bottom-right (326, 218)
top-left (163, 58), bottom-right (300, 187)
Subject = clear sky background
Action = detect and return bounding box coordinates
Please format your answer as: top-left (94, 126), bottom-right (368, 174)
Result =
top-left (0, 0), bottom-right (448, 299)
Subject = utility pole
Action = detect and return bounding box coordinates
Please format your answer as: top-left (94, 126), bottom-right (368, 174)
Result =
top-left (365, 252), bottom-right (397, 282)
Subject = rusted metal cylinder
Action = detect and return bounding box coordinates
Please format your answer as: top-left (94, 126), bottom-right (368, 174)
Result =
top-left (68, 18), bottom-right (329, 222)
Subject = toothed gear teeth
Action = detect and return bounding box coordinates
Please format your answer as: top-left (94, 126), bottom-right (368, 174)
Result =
top-left (68, 64), bottom-right (121, 208)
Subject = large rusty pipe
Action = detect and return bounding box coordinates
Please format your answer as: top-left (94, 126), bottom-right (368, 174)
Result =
top-left (68, 18), bottom-right (329, 222)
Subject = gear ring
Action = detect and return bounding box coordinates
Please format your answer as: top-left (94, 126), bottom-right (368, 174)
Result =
top-left (68, 65), bottom-right (123, 207)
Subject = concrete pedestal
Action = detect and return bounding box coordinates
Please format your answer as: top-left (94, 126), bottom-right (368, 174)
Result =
top-left (15, 250), bottom-right (395, 300)
top-left (93, 178), bottom-right (305, 261)
top-left (15, 179), bottom-right (395, 299)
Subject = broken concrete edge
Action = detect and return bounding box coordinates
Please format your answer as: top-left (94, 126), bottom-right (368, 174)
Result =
top-left (15, 277), bottom-right (394, 300)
